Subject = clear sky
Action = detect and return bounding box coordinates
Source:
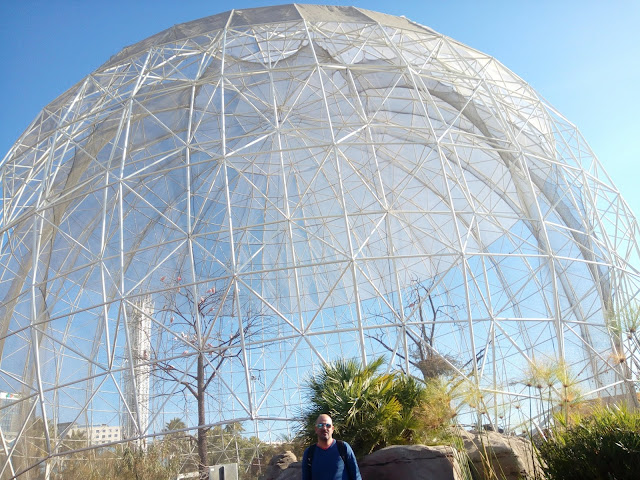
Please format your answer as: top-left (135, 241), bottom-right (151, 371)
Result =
top-left (1, 0), bottom-right (639, 216)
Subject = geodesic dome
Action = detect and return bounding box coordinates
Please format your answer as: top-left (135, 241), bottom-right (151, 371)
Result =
top-left (1, 3), bottom-right (639, 477)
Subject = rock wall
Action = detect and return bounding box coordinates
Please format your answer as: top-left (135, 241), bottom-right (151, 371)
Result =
top-left (266, 431), bottom-right (540, 480)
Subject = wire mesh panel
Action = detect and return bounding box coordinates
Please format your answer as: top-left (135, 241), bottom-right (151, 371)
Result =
top-left (0, 4), bottom-right (639, 478)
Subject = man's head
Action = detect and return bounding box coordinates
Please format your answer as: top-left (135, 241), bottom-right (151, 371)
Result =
top-left (314, 413), bottom-right (334, 445)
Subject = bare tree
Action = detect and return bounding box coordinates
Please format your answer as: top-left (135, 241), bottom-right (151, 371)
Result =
top-left (367, 280), bottom-right (465, 380)
top-left (406, 283), bottom-right (460, 379)
top-left (149, 276), bottom-right (266, 480)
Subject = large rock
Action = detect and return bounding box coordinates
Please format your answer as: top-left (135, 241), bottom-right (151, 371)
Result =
top-left (258, 451), bottom-right (297, 480)
top-left (270, 461), bottom-right (302, 480)
top-left (359, 444), bottom-right (463, 480)
top-left (460, 430), bottom-right (540, 480)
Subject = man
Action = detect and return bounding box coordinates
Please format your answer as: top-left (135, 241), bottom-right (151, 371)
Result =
top-left (301, 414), bottom-right (362, 480)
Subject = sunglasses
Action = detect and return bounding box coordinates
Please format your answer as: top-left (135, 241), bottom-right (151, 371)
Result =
top-left (316, 423), bottom-right (333, 428)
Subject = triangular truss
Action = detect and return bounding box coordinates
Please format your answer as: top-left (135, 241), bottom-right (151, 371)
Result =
top-left (1, 4), bottom-right (639, 478)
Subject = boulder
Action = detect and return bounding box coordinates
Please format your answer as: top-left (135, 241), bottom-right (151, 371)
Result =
top-left (258, 451), bottom-right (297, 480)
top-left (460, 430), bottom-right (540, 480)
top-left (270, 461), bottom-right (302, 480)
top-left (359, 444), bottom-right (463, 480)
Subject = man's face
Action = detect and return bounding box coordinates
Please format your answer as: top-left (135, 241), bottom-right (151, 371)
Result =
top-left (314, 415), bottom-right (334, 443)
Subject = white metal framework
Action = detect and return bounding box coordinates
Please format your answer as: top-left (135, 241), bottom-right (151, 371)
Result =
top-left (0, 4), bottom-right (639, 477)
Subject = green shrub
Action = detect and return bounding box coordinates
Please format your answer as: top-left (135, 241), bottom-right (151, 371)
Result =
top-left (537, 403), bottom-right (640, 480)
top-left (412, 377), bottom-right (457, 445)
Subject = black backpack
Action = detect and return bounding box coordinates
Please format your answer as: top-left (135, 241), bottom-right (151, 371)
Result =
top-left (306, 440), bottom-right (354, 480)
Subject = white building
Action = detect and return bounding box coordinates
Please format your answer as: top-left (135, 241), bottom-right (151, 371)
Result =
top-left (61, 423), bottom-right (122, 447)
top-left (0, 392), bottom-right (21, 440)
top-left (121, 296), bottom-right (153, 444)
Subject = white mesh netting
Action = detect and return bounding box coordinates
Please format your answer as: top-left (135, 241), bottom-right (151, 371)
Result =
top-left (1, 4), bottom-right (639, 478)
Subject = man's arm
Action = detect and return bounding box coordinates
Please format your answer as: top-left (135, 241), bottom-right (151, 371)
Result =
top-left (345, 443), bottom-right (362, 480)
top-left (301, 447), bottom-right (310, 480)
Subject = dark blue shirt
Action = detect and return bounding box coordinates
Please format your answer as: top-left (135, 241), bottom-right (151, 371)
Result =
top-left (301, 440), bottom-right (362, 480)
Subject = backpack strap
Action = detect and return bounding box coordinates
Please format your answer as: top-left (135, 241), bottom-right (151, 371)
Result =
top-left (306, 444), bottom-right (316, 480)
top-left (336, 440), bottom-right (354, 480)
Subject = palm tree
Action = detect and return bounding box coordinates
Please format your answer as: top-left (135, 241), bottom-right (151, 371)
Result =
top-left (161, 417), bottom-right (198, 476)
top-left (165, 418), bottom-right (187, 433)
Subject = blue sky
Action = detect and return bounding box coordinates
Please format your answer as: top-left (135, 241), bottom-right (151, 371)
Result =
top-left (2, 0), bottom-right (639, 215)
